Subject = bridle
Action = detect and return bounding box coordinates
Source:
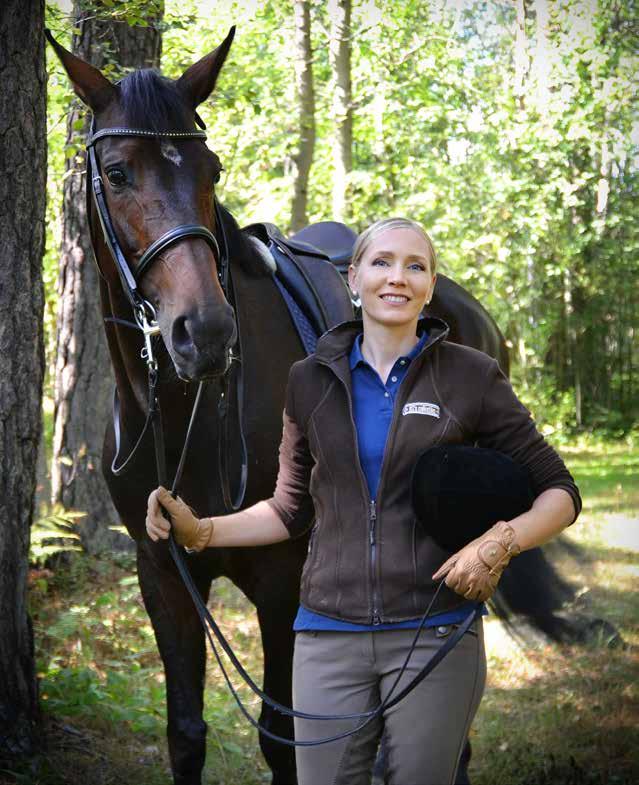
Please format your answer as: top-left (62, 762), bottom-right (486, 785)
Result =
top-left (87, 118), bottom-right (247, 511)
top-left (87, 122), bottom-right (221, 313)
top-left (86, 117), bottom-right (481, 747)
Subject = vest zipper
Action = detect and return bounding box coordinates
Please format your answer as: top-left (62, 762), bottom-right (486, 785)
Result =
top-left (370, 499), bottom-right (381, 624)
top-left (330, 370), bottom-right (383, 625)
top-left (369, 353), bottom-right (426, 624)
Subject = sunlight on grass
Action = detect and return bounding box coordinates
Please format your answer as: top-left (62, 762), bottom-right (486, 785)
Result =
top-left (470, 440), bottom-right (639, 784)
top-left (16, 438), bottom-right (639, 784)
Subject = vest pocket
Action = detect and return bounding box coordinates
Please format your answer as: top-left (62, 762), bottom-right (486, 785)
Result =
top-left (301, 521), bottom-right (319, 596)
top-left (431, 414), bottom-right (453, 446)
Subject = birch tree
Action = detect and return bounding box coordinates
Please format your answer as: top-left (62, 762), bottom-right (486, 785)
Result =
top-left (327, 0), bottom-right (353, 222)
top-left (290, 0), bottom-right (316, 232)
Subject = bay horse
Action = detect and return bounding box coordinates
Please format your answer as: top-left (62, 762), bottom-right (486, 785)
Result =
top-left (48, 27), bottom-right (575, 785)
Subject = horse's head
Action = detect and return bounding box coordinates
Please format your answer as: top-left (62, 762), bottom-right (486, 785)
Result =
top-left (47, 28), bottom-right (238, 381)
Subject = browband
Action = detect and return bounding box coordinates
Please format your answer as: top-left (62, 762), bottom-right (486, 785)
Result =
top-left (88, 127), bottom-right (207, 146)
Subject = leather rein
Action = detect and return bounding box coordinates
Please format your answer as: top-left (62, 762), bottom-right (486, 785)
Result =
top-left (87, 120), bottom-right (481, 747)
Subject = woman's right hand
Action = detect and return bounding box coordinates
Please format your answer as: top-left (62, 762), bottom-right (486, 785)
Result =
top-left (146, 486), bottom-right (213, 551)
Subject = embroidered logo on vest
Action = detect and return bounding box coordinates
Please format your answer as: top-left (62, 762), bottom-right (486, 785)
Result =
top-left (402, 402), bottom-right (440, 418)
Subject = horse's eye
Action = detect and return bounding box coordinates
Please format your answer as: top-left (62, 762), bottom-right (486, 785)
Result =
top-left (106, 168), bottom-right (127, 187)
top-left (213, 170), bottom-right (221, 184)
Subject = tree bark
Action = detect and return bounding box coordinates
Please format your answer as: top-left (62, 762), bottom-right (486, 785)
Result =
top-left (513, 0), bottom-right (529, 111)
top-left (0, 0), bottom-right (46, 758)
top-left (289, 0), bottom-right (316, 233)
top-left (51, 2), bottom-right (163, 554)
top-left (328, 0), bottom-right (353, 222)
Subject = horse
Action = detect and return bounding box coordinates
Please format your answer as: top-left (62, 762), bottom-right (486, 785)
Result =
top-left (47, 27), bottom-right (579, 785)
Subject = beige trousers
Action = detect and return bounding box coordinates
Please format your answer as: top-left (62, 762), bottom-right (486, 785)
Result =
top-left (293, 621), bottom-right (486, 785)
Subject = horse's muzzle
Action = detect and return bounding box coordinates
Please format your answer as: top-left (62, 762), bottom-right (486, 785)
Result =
top-left (168, 305), bottom-right (237, 381)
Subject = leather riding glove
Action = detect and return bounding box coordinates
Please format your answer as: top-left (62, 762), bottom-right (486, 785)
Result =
top-left (155, 486), bottom-right (213, 551)
top-left (432, 520), bottom-right (521, 602)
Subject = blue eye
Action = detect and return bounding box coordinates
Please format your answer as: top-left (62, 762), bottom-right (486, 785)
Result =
top-left (372, 258), bottom-right (389, 266)
top-left (408, 263), bottom-right (426, 271)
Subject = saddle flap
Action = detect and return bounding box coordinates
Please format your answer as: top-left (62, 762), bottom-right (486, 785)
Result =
top-left (243, 222), bottom-right (354, 355)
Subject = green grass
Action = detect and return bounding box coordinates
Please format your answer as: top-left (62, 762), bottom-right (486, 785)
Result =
top-left (3, 437), bottom-right (638, 785)
top-left (470, 438), bottom-right (639, 785)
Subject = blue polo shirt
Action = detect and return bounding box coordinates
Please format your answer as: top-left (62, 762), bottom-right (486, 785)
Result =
top-left (294, 331), bottom-right (482, 632)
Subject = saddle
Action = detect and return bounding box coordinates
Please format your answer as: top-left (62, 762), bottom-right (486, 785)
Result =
top-left (243, 221), bottom-right (356, 355)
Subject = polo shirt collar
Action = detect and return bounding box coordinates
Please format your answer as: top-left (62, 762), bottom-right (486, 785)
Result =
top-left (349, 329), bottom-right (429, 371)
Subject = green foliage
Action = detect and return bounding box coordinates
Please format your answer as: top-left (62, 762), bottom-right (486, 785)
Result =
top-left (44, 0), bottom-right (638, 430)
top-left (30, 507), bottom-right (84, 566)
top-left (35, 553), bottom-right (167, 734)
top-left (44, 4), bottom-right (73, 397)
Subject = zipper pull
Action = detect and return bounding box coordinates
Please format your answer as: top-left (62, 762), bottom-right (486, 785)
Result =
top-left (369, 500), bottom-right (377, 544)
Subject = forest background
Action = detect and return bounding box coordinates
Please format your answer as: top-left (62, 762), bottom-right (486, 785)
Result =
top-left (43, 0), bottom-right (638, 445)
top-left (1, 0), bottom-right (637, 782)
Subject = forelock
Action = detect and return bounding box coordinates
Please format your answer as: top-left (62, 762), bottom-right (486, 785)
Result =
top-left (118, 70), bottom-right (194, 133)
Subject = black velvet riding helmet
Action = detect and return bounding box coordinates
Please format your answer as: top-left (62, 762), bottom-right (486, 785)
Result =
top-left (410, 445), bottom-right (534, 553)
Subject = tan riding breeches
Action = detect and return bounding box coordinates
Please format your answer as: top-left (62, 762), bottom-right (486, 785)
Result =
top-left (293, 621), bottom-right (486, 785)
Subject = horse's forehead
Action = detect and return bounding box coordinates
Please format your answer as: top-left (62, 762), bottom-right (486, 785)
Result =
top-left (98, 136), bottom-right (198, 174)
top-left (159, 140), bottom-right (182, 167)
top-left (95, 102), bottom-right (188, 167)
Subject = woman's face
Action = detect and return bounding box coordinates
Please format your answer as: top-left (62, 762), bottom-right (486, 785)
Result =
top-left (348, 228), bottom-right (436, 332)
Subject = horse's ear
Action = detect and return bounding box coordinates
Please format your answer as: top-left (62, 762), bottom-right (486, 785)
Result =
top-left (45, 29), bottom-right (116, 113)
top-left (177, 26), bottom-right (236, 110)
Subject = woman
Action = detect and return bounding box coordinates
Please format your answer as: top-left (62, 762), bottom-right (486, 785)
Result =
top-left (146, 218), bottom-right (580, 785)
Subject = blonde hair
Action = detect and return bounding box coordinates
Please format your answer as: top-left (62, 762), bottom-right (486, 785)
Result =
top-left (351, 217), bottom-right (437, 274)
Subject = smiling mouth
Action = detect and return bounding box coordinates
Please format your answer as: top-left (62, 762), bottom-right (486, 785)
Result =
top-left (380, 294), bottom-right (409, 303)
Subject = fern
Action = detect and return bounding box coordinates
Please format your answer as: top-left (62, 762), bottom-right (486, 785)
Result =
top-left (30, 507), bottom-right (84, 564)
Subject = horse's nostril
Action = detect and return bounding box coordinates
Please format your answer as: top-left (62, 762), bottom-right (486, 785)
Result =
top-left (172, 315), bottom-right (193, 355)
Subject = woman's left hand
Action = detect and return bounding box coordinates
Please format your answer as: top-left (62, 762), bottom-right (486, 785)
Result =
top-left (432, 521), bottom-right (522, 601)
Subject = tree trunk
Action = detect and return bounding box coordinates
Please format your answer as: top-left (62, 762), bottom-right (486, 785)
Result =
top-left (532, 0), bottom-right (551, 110)
top-left (0, 0), bottom-right (46, 759)
top-left (513, 0), bottom-right (529, 110)
top-left (290, 0), bottom-right (316, 233)
top-left (328, 0), bottom-right (352, 222)
top-left (51, 2), bottom-right (163, 554)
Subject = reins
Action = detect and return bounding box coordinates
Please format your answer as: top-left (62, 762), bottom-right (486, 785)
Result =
top-left (88, 119), bottom-right (481, 747)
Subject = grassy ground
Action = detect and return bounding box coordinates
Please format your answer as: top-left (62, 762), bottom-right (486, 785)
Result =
top-left (3, 438), bottom-right (638, 785)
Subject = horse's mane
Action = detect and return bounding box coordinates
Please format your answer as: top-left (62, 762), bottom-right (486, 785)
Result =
top-left (118, 70), bottom-right (194, 133)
